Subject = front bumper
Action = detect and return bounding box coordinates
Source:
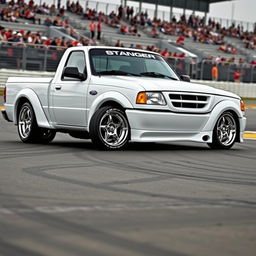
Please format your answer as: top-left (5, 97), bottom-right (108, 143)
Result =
top-left (239, 116), bottom-right (247, 143)
top-left (126, 108), bottom-right (247, 144)
top-left (126, 109), bottom-right (213, 143)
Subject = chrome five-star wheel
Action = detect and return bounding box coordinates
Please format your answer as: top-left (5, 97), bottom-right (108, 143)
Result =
top-left (18, 102), bottom-right (56, 143)
top-left (208, 111), bottom-right (237, 149)
top-left (89, 106), bottom-right (130, 149)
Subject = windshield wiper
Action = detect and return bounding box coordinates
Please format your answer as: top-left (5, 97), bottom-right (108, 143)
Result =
top-left (97, 70), bottom-right (141, 76)
top-left (140, 72), bottom-right (178, 80)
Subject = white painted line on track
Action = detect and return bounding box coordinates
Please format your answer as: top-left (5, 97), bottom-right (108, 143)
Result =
top-left (0, 204), bottom-right (229, 215)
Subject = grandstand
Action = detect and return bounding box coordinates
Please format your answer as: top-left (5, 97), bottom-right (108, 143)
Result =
top-left (0, 0), bottom-right (256, 83)
top-left (65, 11), bottom-right (160, 48)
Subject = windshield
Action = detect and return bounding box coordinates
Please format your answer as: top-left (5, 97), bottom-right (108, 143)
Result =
top-left (89, 48), bottom-right (179, 80)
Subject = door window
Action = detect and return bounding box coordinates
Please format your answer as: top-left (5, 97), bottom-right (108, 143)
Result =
top-left (63, 51), bottom-right (86, 80)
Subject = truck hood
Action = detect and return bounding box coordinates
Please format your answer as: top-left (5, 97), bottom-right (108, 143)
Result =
top-left (92, 76), bottom-right (240, 99)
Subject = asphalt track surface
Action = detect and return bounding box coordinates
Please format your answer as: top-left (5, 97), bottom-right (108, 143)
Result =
top-left (0, 104), bottom-right (256, 256)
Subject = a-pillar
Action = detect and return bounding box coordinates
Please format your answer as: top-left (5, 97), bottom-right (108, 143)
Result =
top-left (124, 0), bottom-right (127, 7)
top-left (154, 0), bottom-right (158, 19)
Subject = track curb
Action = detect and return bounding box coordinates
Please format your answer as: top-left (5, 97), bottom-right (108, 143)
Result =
top-left (244, 132), bottom-right (256, 140)
top-left (245, 104), bottom-right (256, 109)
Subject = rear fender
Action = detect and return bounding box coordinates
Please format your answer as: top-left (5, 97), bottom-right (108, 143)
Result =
top-left (14, 88), bottom-right (51, 128)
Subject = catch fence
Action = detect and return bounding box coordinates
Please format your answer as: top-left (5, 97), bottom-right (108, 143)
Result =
top-left (1, 42), bottom-right (256, 83)
top-left (0, 42), bottom-right (65, 72)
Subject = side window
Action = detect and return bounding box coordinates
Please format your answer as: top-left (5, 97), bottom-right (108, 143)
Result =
top-left (63, 51), bottom-right (86, 80)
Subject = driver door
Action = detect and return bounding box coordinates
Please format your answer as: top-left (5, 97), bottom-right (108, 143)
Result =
top-left (50, 50), bottom-right (88, 127)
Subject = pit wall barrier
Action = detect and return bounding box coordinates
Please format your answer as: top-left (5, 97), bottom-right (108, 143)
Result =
top-left (191, 80), bottom-right (256, 99)
top-left (0, 69), bottom-right (255, 99)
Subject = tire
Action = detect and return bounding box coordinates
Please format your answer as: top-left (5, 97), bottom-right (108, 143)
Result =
top-left (69, 131), bottom-right (90, 140)
top-left (208, 111), bottom-right (237, 149)
top-left (89, 106), bottom-right (130, 150)
top-left (37, 128), bottom-right (56, 144)
top-left (17, 102), bottom-right (55, 144)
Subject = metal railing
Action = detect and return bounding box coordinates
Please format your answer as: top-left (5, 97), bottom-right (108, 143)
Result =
top-left (1, 41), bottom-right (256, 83)
top-left (165, 58), bottom-right (256, 83)
top-left (0, 42), bottom-right (65, 72)
top-left (199, 60), bottom-right (256, 83)
top-left (166, 57), bottom-right (196, 78)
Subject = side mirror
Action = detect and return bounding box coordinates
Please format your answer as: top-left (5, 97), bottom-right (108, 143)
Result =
top-left (180, 75), bottom-right (190, 82)
top-left (62, 67), bottom-right (86, 81)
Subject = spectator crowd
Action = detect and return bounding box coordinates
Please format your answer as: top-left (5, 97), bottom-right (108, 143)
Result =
top-left (0, 25), bottom-right (97, 49)
top-left (0, 0), bottom-right (256, 64)
top-left (0, 0), bottom-right (98, 49)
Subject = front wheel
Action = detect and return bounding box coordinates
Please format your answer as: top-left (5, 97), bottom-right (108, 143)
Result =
top-left (89, 106), bottom-right (130, 150)
top-left (208, 111), bottom-right (237, 149)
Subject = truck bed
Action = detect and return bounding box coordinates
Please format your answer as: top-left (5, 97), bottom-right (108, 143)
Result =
top-left (7, 77), bottom-right (53, 84)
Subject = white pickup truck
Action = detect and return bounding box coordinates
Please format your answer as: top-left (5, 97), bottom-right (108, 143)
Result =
top-left (2, 46), bottom-right (246, 149)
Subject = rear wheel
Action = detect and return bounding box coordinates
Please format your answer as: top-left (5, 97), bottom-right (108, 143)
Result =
top-left (89, 106), bottom-right (130, 150)
top-left (208, 111), bottom-right (237, 149)
top-left (18, 102), bottom-right (55, 143)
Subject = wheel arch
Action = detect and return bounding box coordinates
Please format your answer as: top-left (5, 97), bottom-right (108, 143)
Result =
top-left (203, 99), bottom-right (243, 143)
top-left (99, 100), bottom-right (125, 111)
top-left (14, 89), bottom-right (51, 128)
top-left (203, 100), bottom-right (242, 129)
top-left (228, 109), bottom-right (240, 142)
top-left (87, 92), bottom-right (133, 129)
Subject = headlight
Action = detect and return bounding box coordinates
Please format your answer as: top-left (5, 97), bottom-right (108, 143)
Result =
top-left (136, 92), bottom-right (166, 105)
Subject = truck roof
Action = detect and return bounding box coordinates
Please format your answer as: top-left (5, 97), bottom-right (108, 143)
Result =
top-left (66, 46), bottom-right (161, 56)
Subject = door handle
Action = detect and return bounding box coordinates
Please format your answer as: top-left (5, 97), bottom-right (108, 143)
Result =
top-left (55, 85), bottom-right (62, 90)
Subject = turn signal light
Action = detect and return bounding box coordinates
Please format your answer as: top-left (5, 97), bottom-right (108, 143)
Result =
top-left (240, 100), bottom-right (245, 111)
top-left (136, 92), bottom-right (147, 104)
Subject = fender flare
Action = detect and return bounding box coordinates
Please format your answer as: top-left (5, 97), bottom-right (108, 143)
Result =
top-left (14, 88), bottom-right (51, 128)
top-left (203, 99), bottom-right (243, 132)
top-left (87, 91), bottom-right (133, 130)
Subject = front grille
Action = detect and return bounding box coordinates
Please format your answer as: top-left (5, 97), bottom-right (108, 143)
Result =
top-left (169, 94), bottom-right (208, 109)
